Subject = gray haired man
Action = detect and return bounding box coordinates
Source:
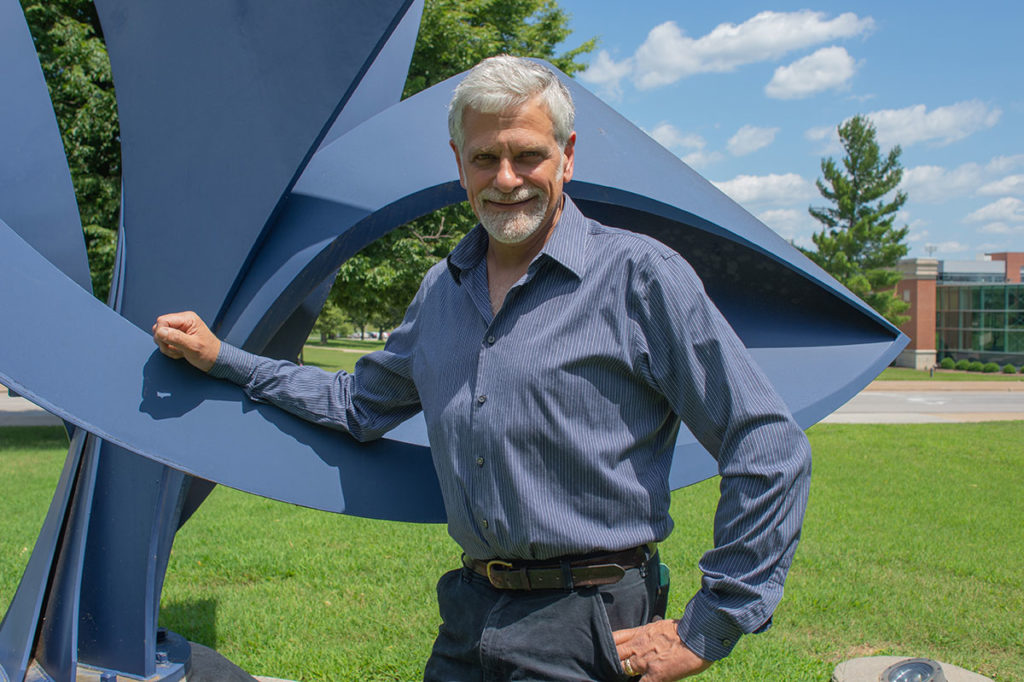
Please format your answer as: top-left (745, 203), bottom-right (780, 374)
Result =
top-left (155, 55), bottom-right (812, 681)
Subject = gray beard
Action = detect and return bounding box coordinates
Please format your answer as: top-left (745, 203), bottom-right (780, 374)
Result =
top-left (478, 188), bottom-right (549, 244)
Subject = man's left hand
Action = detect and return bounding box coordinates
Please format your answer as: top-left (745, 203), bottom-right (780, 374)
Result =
top-left (613, 619), bottom-right (712, 681)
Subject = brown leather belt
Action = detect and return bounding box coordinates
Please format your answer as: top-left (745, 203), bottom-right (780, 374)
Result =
top-left (463, 545), bottom-right (652, 590)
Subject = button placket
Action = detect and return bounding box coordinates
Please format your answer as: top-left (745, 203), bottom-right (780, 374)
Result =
top-left (469, 324), bottom-right (499, 545)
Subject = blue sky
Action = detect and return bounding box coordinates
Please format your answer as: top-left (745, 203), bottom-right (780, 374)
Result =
top-left (553, 1), bottom-right (1024, 259)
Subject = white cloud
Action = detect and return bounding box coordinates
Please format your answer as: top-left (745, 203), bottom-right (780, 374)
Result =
top-left (978, 174), bottom-right (1024, 196)
top-left (578, 50), bottom-right (634, 97)
top-left (712, 173), bottom-right (815, 206)
top-left (901, 157), bottom-right (1024, 204)
top-left (765, 46), bottom-right (857, 99)
top-left (808, 103), bottom-right (1004, 155)
top-left (726, 125), bottom-right (779, 156)
top-left (867, 100), bottom-right (1002, 148)
top-left (646, 122), bottom-right (706, 151)
top-left (804, 126), bottom-right (833, 143)
top-left (965, 197), bottom-right (1024, 224)
top-left (682, 148), bottom-right (725, 169)
top-left (933, 241), bottom-right (971, 255)
top-left (978, 222), bottom-right (1023, 235)
top-left (582, 11), bottom-right (873, 93)
top-left (643, 123), bottom-right (723, 168)
top-left (756, 208), bottom-right (816, 246)
top-left (902, 164), bottom-right (984, 203)
top-left (985, 154), bottom-right (1024, 175)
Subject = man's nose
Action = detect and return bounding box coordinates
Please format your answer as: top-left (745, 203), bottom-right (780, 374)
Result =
top-left (494, 157), bottom-right (522, 193)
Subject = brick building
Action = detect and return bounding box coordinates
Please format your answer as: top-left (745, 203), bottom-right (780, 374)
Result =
top-left (894, 252), bottom-right (1024, 369)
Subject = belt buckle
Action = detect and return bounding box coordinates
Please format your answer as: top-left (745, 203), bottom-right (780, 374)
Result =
top-left (485, 559), bottom-right (514, 587)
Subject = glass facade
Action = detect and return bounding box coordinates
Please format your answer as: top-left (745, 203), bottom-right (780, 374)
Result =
top-left (936, 284), bottom-right (1024, 363)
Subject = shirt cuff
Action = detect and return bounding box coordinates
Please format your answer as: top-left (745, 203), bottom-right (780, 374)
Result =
top-left (675, 591), bottom-right (746, 661)
top-left (208, 341), bottom-right (257, 385)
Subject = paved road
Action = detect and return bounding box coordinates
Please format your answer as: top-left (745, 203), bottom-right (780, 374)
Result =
top-left (821, 381), bottom-right (1024, 424)
top-left (2, 381), bottom-right (1023, 428)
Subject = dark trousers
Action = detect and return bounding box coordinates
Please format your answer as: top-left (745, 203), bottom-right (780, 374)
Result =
top-left (423, 556), bottom-right (660, 681)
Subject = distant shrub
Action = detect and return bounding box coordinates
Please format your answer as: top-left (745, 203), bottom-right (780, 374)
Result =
top-left (968, 361), bottom-right (984, 372)
top-left (982, 362), bottom-right (1000, 373)
top-left (1002, 364), bottom-right (1018, 374)
top-left (955, 359), bottom-right (971, 371)
top-left (940, 357), bottom-right (956, 370)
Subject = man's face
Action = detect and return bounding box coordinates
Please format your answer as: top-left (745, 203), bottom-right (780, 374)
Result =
top-left (451, 97), bottom-right (575, 245)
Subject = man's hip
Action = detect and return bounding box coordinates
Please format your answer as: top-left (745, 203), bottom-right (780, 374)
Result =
top-left (424, 551), bottom-right (662, 681)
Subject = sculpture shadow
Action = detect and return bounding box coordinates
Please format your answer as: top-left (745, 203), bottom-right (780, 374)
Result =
top-left (159, 599), bottom-right (219, 651)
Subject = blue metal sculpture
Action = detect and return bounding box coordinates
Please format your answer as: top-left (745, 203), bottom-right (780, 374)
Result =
top-left (0, 0), bottom-right (907, 679)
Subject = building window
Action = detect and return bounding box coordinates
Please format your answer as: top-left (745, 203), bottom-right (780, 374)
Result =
top-left (934, 283), bottom-right (1024, 363)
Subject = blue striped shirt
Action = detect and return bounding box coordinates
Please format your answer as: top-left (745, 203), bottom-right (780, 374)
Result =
top-left (211, 196), bottom-right (811, 660)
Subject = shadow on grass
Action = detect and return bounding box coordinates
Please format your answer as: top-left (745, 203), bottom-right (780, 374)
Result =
top-left (160, 598), bottom-right (219, 649)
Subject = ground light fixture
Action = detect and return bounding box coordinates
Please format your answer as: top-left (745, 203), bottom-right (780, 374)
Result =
top-left (880, 658), bottom-right (947, 682)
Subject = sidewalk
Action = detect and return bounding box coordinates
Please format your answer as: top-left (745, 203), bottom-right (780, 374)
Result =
top-left (0, 383), bottom-right (63, 427)
top-left (3, 380), bottom-right (1023, 428)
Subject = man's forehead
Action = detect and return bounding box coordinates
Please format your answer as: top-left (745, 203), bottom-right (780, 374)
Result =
top-left (460, 101), bottom-right (557, 144)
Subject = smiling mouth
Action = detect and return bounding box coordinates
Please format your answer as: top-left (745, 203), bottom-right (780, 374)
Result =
top-left (483, 195), bottom-right (538, 210)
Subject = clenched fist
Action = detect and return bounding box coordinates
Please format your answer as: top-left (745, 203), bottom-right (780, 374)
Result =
top-left (152, 311), bottom-right (221, 373)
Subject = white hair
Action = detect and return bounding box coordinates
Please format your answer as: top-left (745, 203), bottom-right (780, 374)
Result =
top-left (448, 55), bottom-right (575, 149)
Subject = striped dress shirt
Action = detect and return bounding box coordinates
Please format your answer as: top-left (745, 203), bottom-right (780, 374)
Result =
top-left (211, 195), bottom-right (812, 660)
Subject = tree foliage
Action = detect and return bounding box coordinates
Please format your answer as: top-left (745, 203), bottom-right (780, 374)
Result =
top-left (327, 0), bottom-right (596, 332)
top-left (806, 115), bottom-right (910, 326)
top-left (403, 0), bottom-right (595, 97)
top-left (21, 0), bottom-right (121, 301)
top-left (310, 300), bottom-right (349, 343)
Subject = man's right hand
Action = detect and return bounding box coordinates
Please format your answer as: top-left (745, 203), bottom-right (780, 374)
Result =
top-left (152, 311), bottom-right (221, 373)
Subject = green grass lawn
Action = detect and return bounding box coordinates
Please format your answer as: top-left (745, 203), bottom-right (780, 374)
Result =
top-left (879, 367), bottom-right (1024, 382)
top-left (299, 340), bottom-right (385, 374)
top-left (1, 423), bottom-right (1020, 680)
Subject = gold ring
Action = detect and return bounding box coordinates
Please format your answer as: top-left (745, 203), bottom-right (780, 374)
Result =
top-left (622, 658), bottom-right (637, 677)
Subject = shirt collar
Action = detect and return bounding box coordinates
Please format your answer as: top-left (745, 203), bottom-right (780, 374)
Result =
top-left (446, 194), bottom-right (589, 284)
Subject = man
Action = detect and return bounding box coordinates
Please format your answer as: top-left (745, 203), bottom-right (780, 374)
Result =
top-left (154, 55), bottom-right (811, 681)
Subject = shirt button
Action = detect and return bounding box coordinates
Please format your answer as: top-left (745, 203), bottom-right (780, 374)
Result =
top-left (721, 639), bottom-right (733, 649)
top-left (486, 335), bottom-right (496, 345)
top-left (477, 395), bottom-right (487, 404)
top-left (481, 519), bottom-right (489, 529)
top-left (476, 457), bottom-right (485, 467)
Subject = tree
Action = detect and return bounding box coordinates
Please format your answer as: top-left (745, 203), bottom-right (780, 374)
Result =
top-left (21, 1), bottom-right (121, 302)
top-left (330, 0), bottom-right (596, 329)
top-left (310, 300), bottom-right (348, 343)
top-left (403, 0), bottom-right (595, 98)
top-left (806, 115), bottom-right (910, 326)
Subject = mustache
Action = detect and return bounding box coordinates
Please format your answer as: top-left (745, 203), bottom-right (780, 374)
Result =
top-left (478, 187), bottom-right (541, 204)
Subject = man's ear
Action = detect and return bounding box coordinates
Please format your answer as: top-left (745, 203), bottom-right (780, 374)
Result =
top-left (450, 140), bottom-right (467, 189)
top-left (561, 132), bottom-right (576, 184)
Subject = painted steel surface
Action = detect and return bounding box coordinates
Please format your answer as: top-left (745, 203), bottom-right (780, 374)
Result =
top-left (0, 0), bottom-right (906, 679)
top-left (0, 0), bottom-right (90, 291)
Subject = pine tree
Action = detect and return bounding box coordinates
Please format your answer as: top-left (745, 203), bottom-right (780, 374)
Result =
top-left (807, 115), bottom-right (910, 325)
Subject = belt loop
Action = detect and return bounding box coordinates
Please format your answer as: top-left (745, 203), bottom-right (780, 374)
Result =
top-left (560, 559), bottom-right (574, 591)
